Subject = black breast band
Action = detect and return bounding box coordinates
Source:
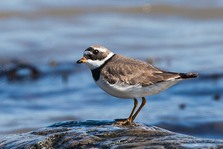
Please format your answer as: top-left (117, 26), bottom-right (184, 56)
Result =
top-left (91, 54), bottom-right (116, 81)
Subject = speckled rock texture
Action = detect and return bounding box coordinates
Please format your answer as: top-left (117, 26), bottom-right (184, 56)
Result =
top-left (0, 120), bottom-right (223, 149)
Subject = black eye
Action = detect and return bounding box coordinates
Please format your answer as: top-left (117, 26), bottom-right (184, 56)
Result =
top-left (93, 50), bottom-right (99, 55)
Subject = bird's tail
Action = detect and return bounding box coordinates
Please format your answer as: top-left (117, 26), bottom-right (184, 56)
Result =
top-left (179, 72), bottom-right (199, 79)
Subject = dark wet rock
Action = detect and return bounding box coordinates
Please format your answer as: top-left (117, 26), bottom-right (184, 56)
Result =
top-left (213, 93), bottom-right (221, 101)
top-left (0, 120), bottom-right (223, 149)
top-left (0, 59), bottom-right (82, 82)
top-left (179, 103), bottom-right (186, 110)
top-left (7, 63), bottom-right (40, 80)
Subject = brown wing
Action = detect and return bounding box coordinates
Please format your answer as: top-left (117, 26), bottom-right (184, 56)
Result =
top-left (101, 54), bottom-right (181, 87)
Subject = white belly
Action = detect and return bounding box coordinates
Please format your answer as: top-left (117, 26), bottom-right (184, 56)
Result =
top-left (95, 76), bottom-right (180, 98)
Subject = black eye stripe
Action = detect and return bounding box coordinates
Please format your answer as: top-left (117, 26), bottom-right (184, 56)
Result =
top-left (93, 50), bottom-right (99, 55)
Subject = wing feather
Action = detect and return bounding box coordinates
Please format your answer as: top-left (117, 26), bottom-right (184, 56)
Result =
top-left (101, 55), bottom-right (181, 87)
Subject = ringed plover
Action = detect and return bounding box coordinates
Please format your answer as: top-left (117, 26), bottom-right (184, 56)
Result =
top-left (76, 45), bottom-right (198, 124)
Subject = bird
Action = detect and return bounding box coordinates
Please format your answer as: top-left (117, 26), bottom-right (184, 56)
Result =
top-left (76, 45), bottom-right (198, 125)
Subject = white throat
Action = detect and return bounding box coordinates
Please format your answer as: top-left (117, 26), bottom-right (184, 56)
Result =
top-left (86, 52), bottom-right (114, 70)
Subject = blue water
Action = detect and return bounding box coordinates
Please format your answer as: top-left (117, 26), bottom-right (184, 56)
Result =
top-left (0, 0), bottom-right (223, 139)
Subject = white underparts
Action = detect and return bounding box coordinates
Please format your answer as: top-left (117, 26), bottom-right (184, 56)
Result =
top-left (96, 76), bottom-right (181, 98)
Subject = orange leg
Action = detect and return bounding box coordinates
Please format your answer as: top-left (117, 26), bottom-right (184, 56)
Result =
top-left (132, 97), bottom-right (147, 121)
top-left (115, 97), bottom-right (146, 125)
top-left (127, 98), bottom-right (138, 122)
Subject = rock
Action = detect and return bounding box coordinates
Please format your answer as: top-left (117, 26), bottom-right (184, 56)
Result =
top-left (6, 63), bottom-right (40, 81)
top-left (0, 120), bottom-right (223, 149)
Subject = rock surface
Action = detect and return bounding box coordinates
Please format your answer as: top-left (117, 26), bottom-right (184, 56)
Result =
top-left (0, 120), bottom-right (223, 149)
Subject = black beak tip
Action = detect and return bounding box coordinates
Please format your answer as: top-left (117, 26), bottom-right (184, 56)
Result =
top-left (76, 60), bottom-right (82, 64)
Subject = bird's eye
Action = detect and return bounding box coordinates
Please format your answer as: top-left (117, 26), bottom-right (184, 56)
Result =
top-left (93, 50), bottom-right (99, 55)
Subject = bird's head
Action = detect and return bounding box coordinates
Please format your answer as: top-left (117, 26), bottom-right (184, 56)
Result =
top-left (76, 45), bottom-right (114, 70)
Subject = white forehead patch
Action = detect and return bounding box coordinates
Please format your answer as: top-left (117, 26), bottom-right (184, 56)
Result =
top-left (91, 46), bottom-right (108, 53)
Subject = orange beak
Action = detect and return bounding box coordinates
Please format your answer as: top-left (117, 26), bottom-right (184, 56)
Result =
top-left (76, 57), bottom-right (87, 64)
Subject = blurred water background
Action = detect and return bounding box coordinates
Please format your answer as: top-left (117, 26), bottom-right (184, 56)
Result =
top-left (0, 0), bottom-right (223, 139)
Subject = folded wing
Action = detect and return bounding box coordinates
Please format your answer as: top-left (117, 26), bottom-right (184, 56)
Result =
top-left (101, 55), bottom-right (189, 87)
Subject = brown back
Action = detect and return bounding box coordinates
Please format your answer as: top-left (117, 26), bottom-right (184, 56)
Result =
top-left (101, 54), bottom-right (181, 87)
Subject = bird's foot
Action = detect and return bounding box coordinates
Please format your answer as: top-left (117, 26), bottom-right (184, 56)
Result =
top-left (114, 118), bottom-right (135, 125)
